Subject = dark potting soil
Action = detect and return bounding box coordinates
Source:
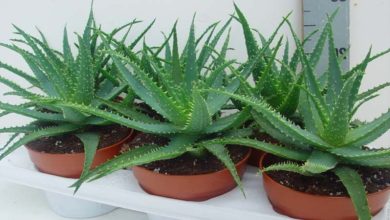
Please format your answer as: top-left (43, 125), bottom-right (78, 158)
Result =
top-left (251, 129), bottom-right (279, 144)
top-left (26, 124), bottom-right (131, 154)
top-left (264, 154), bottom-right (390, 196)
top-left (123, 132), bottom-right (249, 175)
top-left (122, 132), bottom-right (169, 152)
top-left (134, 102), bottom-right (164, 121)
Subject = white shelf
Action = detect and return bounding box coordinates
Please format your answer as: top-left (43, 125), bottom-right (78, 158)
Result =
top-left (0, 180), bottom-right (148, 220)
top-left (0, 147), bottom-right (388, 220)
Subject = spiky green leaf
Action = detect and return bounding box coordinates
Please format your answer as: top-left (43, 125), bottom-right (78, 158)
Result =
top-left (204, 144), bottom-right (244, 195)
top-left (76, 132), bottom-right (100, 178)
top-left (0, 101), bottom-right (66, 122)
top-left (343, 109), bottom-right (390, 147)
top-left (302, 150), bottom-right (338, 174)
top-left (183, 92), bottom-right (211, 132)
top-left (334, 167), bottom-right (371, 220)
top-left (201, 137), bottom-right (310, 161)
top-left (262, 162), bottom-right (310, 176)
top-left (208, 90), bottom-right (332, 149)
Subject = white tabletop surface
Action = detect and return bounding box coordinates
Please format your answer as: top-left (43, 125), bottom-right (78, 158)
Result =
top-left (0, 178), bottom-right (389, 220)
top-left (0, 179), bottom-right (148, 220)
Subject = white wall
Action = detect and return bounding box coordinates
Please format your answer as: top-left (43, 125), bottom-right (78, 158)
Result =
top-left (0, 0), bottom-right (389, 147)
top-left (349, 0), bottom-right (390, 147)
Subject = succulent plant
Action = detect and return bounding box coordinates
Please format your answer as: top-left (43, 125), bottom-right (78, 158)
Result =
top-left (206, 15), bottom-right (390, 220)
top-left (39, 17), bottom-right (290, 192)
top-left (234, 6), bottom-right (336, 121)
top-left (233, 5), bottom-right (305, 118)
top-left (0, 11), bottom-right (151, 177)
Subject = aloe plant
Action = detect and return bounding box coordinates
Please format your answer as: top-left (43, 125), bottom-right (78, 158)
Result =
top-left (0, 11), bottom-right (151, 178)
top-left (206, 15), bottom-right (390, 220)
top-left (233, 5), bottom-right (330, 119)
top-left (35, 17), bottom-right (293, 192)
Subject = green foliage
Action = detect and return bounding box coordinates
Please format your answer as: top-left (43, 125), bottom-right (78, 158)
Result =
top-left (209, 12), bottom-right (390, 220)
top-left (0, 10), bottom-right (149, 177)
top-left (204, 144), bottom-right (244, 193)
top-left (68, 16), bottom-right (265, 193)
top-left (76, 132), bottom-right (100, 178)
top-left (0, 6), bottom-right (388, 219)
top-left (233, 5), bottom-right (328, 118)
top-left (334, 167), bottom-right (371, 220)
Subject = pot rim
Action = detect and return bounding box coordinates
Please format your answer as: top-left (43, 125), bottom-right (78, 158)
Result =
top-left (259, 153), bottom-right (390, 199)
top-left (134, 148), bottom-right (252, 178)
top-left (26, 128), bottom-right (134, 156)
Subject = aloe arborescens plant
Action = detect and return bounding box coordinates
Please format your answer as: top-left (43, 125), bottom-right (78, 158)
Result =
top-left (232, 5), bottom-right (330, 165)
top-left (45, 18), bottom-right (288, 196)
top-left (0, 11), bottom-right (149, 177)
top-left (233, 5), bottom-right (305, 119)
top-left (206, 15), bottom-right (390, 219)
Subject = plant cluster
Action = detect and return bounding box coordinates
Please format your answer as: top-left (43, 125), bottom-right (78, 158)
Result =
top-left (42, 17), bottom-right (265, 192)
top-left (0, 5), bottom-right (389, 220)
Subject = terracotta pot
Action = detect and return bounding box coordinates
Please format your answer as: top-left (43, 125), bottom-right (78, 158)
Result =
top-left (259, 153), bottom-right (390, 220)
top-left (133, 149), bottom-right (251, 201)
top-left (26, 130), bottom-right (134, 178)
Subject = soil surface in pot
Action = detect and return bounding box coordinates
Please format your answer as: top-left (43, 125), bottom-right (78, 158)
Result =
top-left (251, 129), bottom-right (278, 143)
top-left (264, 154), bottom-right (390, 196)
top-left (26, 124), bottom-right (131, 154)
top-left (134, 102), bottom-right (164, 121)
top-left (124, 132), bottom-right (249, 175)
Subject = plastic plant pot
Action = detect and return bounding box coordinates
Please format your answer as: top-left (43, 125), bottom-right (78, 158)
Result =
top-left (25, 130), bottom-right (133, 218)
top-left (26, 130), bottom-right (134, 178)
top-left (133, 149), bottom-right (251, 201)
top-left (259, 153), bottom-right (390, 220)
